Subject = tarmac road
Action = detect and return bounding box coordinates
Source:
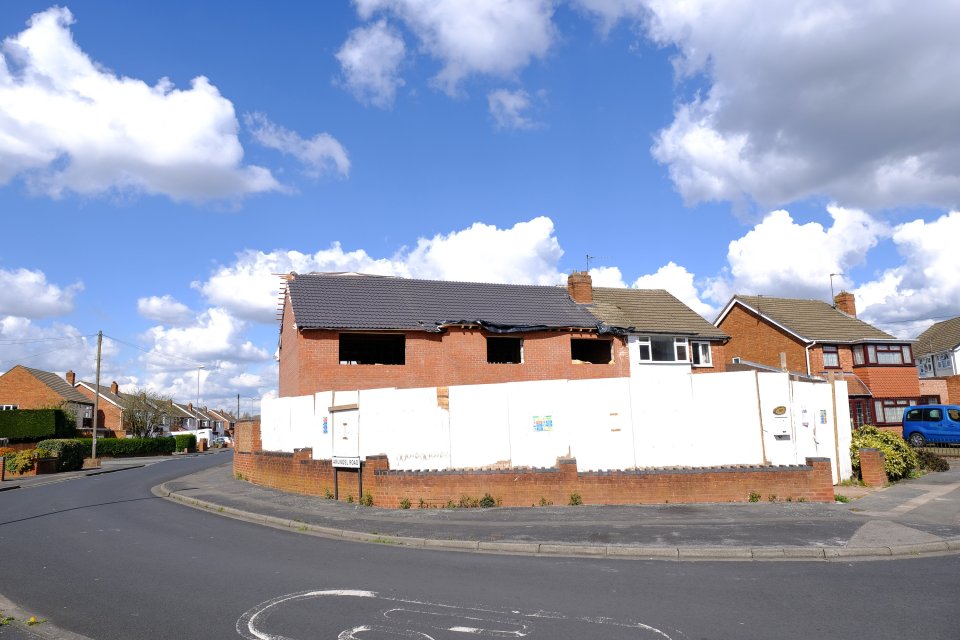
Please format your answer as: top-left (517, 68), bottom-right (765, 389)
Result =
top-left (2, 453), bottom-right (960, 639)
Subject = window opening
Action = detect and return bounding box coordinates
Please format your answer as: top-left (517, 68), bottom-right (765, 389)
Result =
top-left (571, 338), bottom-right (612, 364)
top-left (487, 337), bottom-right (522, 364)
top-left (339, 333), bottom-right (405, 365)
top-left (691, 341), bottom-right (712, 366)
top-left (823, 345), bottom-right (840, 368)
top-left (637, 336), bottom-right (689, 362)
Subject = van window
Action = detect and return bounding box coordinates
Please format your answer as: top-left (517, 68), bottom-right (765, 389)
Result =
top-left (923, 408), bottom-right (942, 421)
top-left (949, 409), bottom-right (960, 421)
top-left (905, 408), bottom-right (922, 421)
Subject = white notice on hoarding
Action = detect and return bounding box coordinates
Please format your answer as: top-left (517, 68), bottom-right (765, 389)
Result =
top-left (332, 456), bottom-right (361, 469)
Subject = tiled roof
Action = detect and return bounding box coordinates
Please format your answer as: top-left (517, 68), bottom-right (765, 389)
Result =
top-left (20, 366), bottom-right (92, 404)
top-left (78, 381), bottom-right (125, 407)
top-left (728, 296), bottom-right (897, 343)
top-left (914, 317), bottom-right (960, 356)
top-left (588, 288), bottom-right (727, 339)
top-left (286, 273), bottom-right (602, 332)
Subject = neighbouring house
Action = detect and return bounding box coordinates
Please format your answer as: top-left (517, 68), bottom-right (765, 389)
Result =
top-left (914, 316), bottom-right (960, 404)
top-left (74, 379), bottom-right (128, 438)
top-left (0, 366), bottom-right (94, 431)
top-left (715, 291), bottom-right (922, 431)
top-left (206, 408), bottom-right (235, 436)
top-left (167, 402), bottom-right (196, 432)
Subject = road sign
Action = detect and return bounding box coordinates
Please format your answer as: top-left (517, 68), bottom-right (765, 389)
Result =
top-left (332, 456), bottom-right (361, 469)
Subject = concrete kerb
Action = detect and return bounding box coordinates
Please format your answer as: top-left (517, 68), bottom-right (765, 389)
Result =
top-left (153, 481), bottom-right (960, 562)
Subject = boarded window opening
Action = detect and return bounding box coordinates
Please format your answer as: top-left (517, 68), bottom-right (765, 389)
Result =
top-left (339, 333), bottom-right (405, 365)
top-left (487, 337), bottom-right (522, 364)
top-left (571, 338), bottom-right (612, 364)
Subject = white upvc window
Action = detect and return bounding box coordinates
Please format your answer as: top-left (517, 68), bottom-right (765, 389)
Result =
top-left (0, 404), bottom-right (18, 410)
top-left (691, 341), bottom-right (712, 366)
top-left (637, 336), bottom-right (689, 363)
top-left (935, 352), bottom-right (954, 376)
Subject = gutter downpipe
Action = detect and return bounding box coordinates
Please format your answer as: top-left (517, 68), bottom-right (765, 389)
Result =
top-left (805, 342), bottom-right (814, 377)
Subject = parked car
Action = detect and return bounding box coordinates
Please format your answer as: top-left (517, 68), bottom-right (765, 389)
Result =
top-left (902, 404), bottom-right (960, 447)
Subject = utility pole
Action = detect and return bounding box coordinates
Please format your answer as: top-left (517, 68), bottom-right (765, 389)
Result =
top-left (92, 331), bottom-right (102, 461)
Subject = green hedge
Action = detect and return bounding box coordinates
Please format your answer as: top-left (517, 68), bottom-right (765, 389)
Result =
top-left (36, 439), bottom-right (86, 472)
top-left (851, 425), bottom-right (918, 481)
top-left (76, 437), bottom-right (176, 458)
top-left (0, 409), bottom-right (75, 442)
top-left (174, 434), bottom-right (196, 452)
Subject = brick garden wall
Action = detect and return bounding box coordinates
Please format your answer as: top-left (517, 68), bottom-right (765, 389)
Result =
top-left (233, 423), bottom-right (835, 507)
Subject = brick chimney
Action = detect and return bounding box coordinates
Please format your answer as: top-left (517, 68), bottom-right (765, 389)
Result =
top-left (65, 370), bottom-right (76, 386)
top-left (110, 381), bottom-right (119, 395)
top-left (567, 271), bottom-right (593, 304)
top-left (834, 291), bottom-right (856, 317)
top-left (188, 402), bottom-right (193, 412)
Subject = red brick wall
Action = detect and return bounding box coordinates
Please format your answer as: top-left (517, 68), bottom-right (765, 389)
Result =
top-left (0, 366), bottom-right (68, 409)
top-left (278, 293), bottom-right (301, 398)
top-left (919, 378), bottom-right (949, 403)
top-left (945, 375), bottom-right (960, 404)
top-left (234, 450), bottom-right (836, 507)
top-left (808, 344), bottom-right (856, 374)
top-left (718, 305), bottom-right (808, 373)
top-left (282, 324), bottom-right (631, 397)
top-left (855, 366), bottom-right (920, 399)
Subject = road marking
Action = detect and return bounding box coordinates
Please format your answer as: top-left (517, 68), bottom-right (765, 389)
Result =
top-left (237, 589), bottom-right (677, 639)
top-left (856, 483), bottom-right (960, 517)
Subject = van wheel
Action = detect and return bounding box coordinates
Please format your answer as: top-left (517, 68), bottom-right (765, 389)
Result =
top-left (908, 432), bottom-right (926, 448)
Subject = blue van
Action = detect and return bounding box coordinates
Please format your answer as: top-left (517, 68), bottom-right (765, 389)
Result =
top-left (902, 405), bottom-right (960, 447)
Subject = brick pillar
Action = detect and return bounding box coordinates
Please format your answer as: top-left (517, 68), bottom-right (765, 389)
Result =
top-left (859, 448), bottom-right (887, 486)
top-left (805, 457), bottom-right (836, 502)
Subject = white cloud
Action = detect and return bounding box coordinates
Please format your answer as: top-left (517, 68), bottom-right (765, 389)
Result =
top-left (640, 1), bottom-right (960, 209)
top-left (0, 316), bottom-right (116, 378)
top-left (335, 19), bottom-right (407, 108)
top-left (245, 113), bottom-right (350, 178)
top-left (137, 295), bottom-right (191, 325)
top-left (572, 0), bottom-right (646, 34)
top-left (855, 210), bottom-right (960, 337)
top-left (587, 266), bottom-right (626, 288)
top-left (351, 0), bottom-right (556, 95)
top-left (0, 7), bottom-right (279, 201)
top-left (488, 88), bottom-right (542, 130)
top-left (0, 267), bottom-right (82, 318)
top-left (704, 205), bottom-right (887, 303)
top-left (631, 262), bottom-right (714, 317)
top-left (195, 216), bottom-right (567, 323)
top-left (142, 308), bottom-right (271, 369)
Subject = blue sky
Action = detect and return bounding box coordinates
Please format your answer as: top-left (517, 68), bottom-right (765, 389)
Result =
top-left (1, 1), bottom-right (958, 412)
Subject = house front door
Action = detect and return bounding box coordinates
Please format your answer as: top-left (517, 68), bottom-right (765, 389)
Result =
top-left (849, 398), bottom-right (872, 429)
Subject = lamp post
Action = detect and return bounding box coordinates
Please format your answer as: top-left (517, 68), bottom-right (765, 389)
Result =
top-left (196, 365), bottom-right (205, 430)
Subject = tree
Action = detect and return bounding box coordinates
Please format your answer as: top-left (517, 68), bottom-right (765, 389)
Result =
top-left (121, 389), bottom-right (173, 438)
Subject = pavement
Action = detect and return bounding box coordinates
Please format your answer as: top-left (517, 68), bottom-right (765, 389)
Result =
top-left (152, 453), bottom-right (960, 561)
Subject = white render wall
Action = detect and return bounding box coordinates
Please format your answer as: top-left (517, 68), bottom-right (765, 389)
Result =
top-left (261, 370), bottom-right (853, 482)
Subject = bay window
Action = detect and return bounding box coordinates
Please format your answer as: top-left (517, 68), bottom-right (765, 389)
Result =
top-left (853, 344), bottom-right (914, 366)
top-left (873, 398), bottom-right (916, 424)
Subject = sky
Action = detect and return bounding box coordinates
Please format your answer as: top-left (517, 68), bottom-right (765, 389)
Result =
top-left (1, 1), bottom-right (958, 413)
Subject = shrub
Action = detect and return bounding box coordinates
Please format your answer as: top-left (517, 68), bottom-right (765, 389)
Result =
top-left (0, 447), bottom-right (15, 459)
top-left (36, 439), bottom-right (85, 471)
top-left (850, 425), bottom-right (918, 481)
top-left (5, 449), bottom-right (37, 474)
top-left (174, 434), bottom-right (197, 452)
top-left (399, 497), bottom-right (411, 509)
top-left (360, 492), bottom-right (374, 507)
top-left (748, 491), bottom-right (761, 502)
top-left (478, 493), bottom-right (497, 508)
top-left (76, 437), bottom-right (176, 458)
top-left (568, 492), bottom-right (583, 506)
top-left (916, 449), bottom-right (950, 472)
top-left (0, 409), bottom-right (74, 442)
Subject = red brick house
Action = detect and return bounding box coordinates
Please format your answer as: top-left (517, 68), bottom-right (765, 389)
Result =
top-left (914, 316), bottom-right (960, 404)
top-left (0, 365), bottom-right (94, 430)
top-left (715, 292), bottom-right (922, 430)
top-left (278, 272), bottom-right (727, 397)
top-left (74, 379), bottom-right (127, 437)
